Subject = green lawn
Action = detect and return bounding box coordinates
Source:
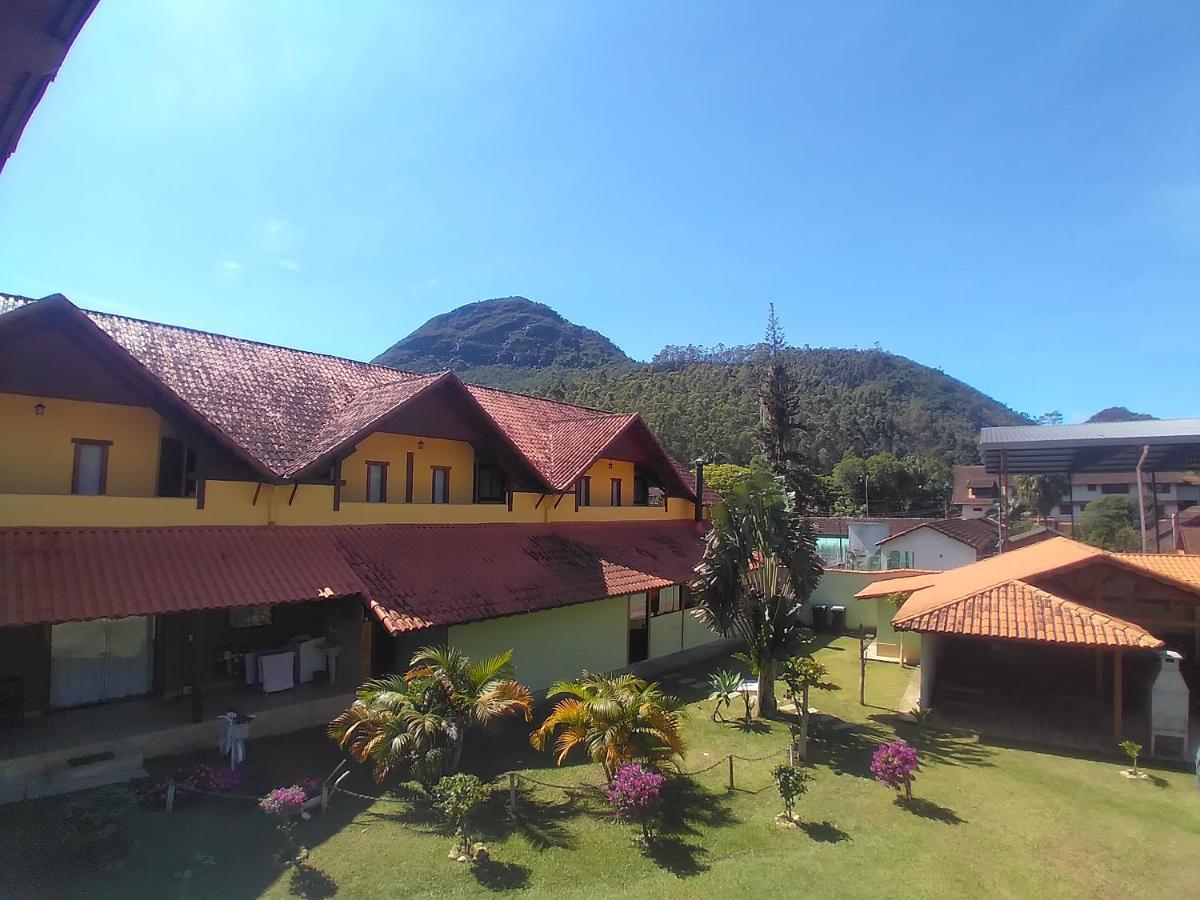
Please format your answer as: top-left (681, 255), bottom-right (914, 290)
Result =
top-left (4, 636), bottom-right (1199, 899)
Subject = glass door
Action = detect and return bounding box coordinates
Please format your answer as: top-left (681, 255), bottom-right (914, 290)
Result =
top-left (50, 616), bottom-right (153, 708)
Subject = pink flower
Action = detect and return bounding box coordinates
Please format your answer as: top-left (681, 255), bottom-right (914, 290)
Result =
top-left (871, 741), bottom-right (919, 797)
top-left (259, 785), bottom-right (308, 817)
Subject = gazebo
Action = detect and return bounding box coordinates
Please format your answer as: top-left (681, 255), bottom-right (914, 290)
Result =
top-left (857, 537), bottom-right (1200, 755)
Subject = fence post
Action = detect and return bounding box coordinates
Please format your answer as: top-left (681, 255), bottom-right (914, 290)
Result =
top-left (166, 778), bottom-right (176, 814)
top-left (321, 784), bottom-right (329, 814)
top-left (508, 772), bottom-right (518, 818)
top-left (726, 755), bottom-right (734, 792)
top-left (788, 744), bottom-right (795, 767)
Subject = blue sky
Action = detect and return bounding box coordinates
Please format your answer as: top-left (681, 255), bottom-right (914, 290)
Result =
top-left (1, 2), bottom-right (1196, 422)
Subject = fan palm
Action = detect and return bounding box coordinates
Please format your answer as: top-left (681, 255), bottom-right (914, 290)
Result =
top-left (329, 646), bottom-right (532, 787)
top-left (530, 672), bottom-right (685, 779)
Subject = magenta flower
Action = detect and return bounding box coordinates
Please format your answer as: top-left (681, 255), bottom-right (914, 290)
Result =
top-left (259, 785), bottom-right (308, 817)
top-left (871, 740), bottom-right (919, 800)
top-left (606, 764), bottom-right (666, 842)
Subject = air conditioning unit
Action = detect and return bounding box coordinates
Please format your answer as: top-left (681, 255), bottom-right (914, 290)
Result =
top-left (1149, 650), bottom-right (1189, 759)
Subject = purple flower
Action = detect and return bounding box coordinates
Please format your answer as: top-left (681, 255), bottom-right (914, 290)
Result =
top-left (259, 785), bottom-right (308, 817)
top-left (870, 741), bottom-right (919, 798)
top-left (605, 764), bottom-right (665, 821)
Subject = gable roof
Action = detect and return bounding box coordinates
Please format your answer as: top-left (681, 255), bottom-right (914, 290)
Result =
top-left (858, 535), bottom-right (1200, 632)
top-left (0, 294), bottom-right (696, 498)
top-left (952, 465), bottom-right (997, 506)
top-left (876, 517), bottom-right (999, 555)
top-left (898, 579), bottom-right (1163, 649)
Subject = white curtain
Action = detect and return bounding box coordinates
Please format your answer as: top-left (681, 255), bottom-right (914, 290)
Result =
top-left (50, 616), bottom-right (152, 708)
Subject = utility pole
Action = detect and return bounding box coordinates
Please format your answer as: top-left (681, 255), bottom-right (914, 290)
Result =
top-left (864, 474), bottom-right (869, 516)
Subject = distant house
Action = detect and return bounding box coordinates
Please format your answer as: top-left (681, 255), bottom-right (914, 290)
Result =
top-left (952, 466), bottom-right (1000, 519)
top-left (875, 518), bottom-right (1000, 569)
top-left (807, 516), bottom-right (939, 569)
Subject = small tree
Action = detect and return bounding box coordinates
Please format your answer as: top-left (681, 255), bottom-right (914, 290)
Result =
top-left (871, 740), bottom-right (919, 801)
top-left (1119, 740), bottom-right (1143, 777)
top-left (707, 669), bottom-right (742, 722)
top-left (259, 785), bottom-right (308, 865)
top-left (772, 764), bottom-right (811, 822)
top-left (433, 773), bottom-right (492, 861)
top-left (606, 763), bottom-right (665, 844)
top-left (1076, 496), bottom-right (1140, 551)
top-left (780, 655), bottom-right (829, 760)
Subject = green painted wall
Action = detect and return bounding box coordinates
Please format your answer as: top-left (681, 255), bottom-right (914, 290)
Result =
top-left (649, 610), bottom-right (683, 658)
top-left (448, 596), bottom-right (629, 691)
top-left (804, 570), bottom-right (883, 631)
top-left (682, 610), bottom-right (719, 649)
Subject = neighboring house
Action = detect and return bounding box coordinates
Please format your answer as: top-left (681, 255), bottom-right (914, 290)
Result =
top-left (0, 294), bottom-right (717, 800)
top-left (857, 536), bottom-right (1200, 756)
top-left (875, 518), bottom-right (1001, 570)
top-left (952, 464), bottom-right (1200, 525)
top-left (808, 516), bottom-right (938, 569)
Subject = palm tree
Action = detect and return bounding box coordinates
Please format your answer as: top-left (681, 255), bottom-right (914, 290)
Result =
top-left (530, 672), bottom-right (686, 779)
top-left (329, 646), bottom-right (532, 787)
top-left (690, 466), bottom-right (821, 717)
top-left (1013, 474), bottom-right (1069, 521)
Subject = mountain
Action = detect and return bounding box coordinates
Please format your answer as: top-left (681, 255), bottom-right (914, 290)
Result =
top-left (1086, 406), bottom-right (1156, 424)
top-left (373, 296), bottom-right (631, 371)
top-left (373, 298), bottom-right (1027, 470)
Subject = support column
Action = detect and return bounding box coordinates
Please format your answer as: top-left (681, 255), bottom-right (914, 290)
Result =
top-left (1094, 648), bottom-right (1104, 697)
top-left (359, 612), bottom-right (374, 682)
top-left (1112, 649), bottom-right (1123, 742)
top-left (190, 611), bottom-right (205, 724)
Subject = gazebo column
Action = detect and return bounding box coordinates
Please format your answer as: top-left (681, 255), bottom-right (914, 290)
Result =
top-left (1112, 648), bottom-right (1123, 742)
top-left (1094, 648), bottom-right (1104, 697)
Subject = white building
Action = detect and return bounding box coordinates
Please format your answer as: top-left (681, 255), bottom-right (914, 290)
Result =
top-left (874, 518), bottom-right (1000, 570)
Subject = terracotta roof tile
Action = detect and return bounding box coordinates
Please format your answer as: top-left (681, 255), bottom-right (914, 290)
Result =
top-left (898, 579), bottom-right (1163, 649)
top-left (877, 517), bottom-right (999, 554)
top-left (0, 522), bottom-right (708, 632)
top-left (0, 527), bottom-right (364, 627)
top-left (0, 296), bottom-right (695, 496)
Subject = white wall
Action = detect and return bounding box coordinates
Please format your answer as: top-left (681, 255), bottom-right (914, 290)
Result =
top-left (881, 529), bottom-right (978, 570)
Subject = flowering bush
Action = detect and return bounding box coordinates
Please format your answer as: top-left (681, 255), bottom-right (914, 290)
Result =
top-left (432, 774), bottom-right (492, 859)
top-left (141, 763), bottom-right (246, 807)
top-left (871, 740), bottom-right (919, 801)
top-left (259, 785), bottom-right (308, 817)
top-left (605, 764), bottom-right (665, 843)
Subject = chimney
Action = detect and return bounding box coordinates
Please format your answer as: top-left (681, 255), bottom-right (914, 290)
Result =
top-left (693, 459), bottom-right (705, 522)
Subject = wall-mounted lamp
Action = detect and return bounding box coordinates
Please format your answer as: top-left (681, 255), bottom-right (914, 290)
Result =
top-left (33, 402), bottom-right (45, 416)
top-left (417, 440), bottom-right (425, 450)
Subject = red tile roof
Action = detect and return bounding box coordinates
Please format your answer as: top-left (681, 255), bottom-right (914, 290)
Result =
top-left (0, 295), bottom-right (696, 499)
top-left (897, 579), bottom-right (1163, 649)
top-left (0, 526), bottom-right (364, 627)
top-left (0, 522), bottom-right (708, 632)
top-left (806, 516), bottom-right (940, 537)
top-left (952, 466), bottom-right (997, 507)
top-left (877, 517), bottom-right (999, 554)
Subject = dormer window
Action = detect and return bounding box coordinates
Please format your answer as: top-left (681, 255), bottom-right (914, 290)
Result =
top-left (366, 461), bottom-right (388, 503)
top-left (432, 466), bottom-right (451, 504)
top-left (475, 460), bottom-right (507, 504)
top-left (633, 475), bottom-right (650, 506)
top-left (71, 439), bottom-right (110, 495)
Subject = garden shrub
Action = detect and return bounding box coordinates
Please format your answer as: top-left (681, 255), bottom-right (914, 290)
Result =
top-left (605, 763), bottom-right (665, 844)
top-left (432, 773), bottom-right (492, 860)
top-left (871, 740), bottom-right (919, 800)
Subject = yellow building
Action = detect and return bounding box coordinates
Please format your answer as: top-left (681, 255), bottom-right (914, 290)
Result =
top-left (0, 294), bottom-right (720, 797)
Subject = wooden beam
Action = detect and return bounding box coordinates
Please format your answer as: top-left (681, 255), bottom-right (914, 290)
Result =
top-left (359, 615), bottom-right (373, 683)
top-left (251, 482), bottom-right (262, 505)
top-left (288, 483), bottom-right (299, 506)
top-left (1112, 649), bottom-right (1123, 742)
top-left (332, 460), bottom-right (342, 512)
top-left (190, 612), bottom-right (205, 724)
top-left (1094, 648), bottom-right (1104, 697)
top-left (533, 493), bottom-right (547, 510)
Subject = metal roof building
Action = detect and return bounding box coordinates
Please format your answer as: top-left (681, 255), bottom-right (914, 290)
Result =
top-left (981, 419), bottom-right (1200, 475)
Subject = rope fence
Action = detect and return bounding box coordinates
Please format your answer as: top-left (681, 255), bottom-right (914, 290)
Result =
top-left (163, 743), bottom-right (800, 815)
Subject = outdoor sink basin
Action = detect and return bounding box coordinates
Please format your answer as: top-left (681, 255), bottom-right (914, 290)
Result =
top-left (319, 642), bottom-right (342, 684)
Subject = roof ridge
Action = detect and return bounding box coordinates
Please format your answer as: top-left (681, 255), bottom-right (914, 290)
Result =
top-left (79, 305), bottom-right (423, 376)
top-left (464, 381), bottom-right (627, 416)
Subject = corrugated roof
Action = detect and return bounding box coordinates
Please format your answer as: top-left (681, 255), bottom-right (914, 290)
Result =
top-left (897, 579), bottom-right (1163, 649)
top-left (0, 522), bottom-right (708, 632)
top-left (0, 295), bottom-right (696, 499)
top-left (980, 420), bottom-right (1200, 475)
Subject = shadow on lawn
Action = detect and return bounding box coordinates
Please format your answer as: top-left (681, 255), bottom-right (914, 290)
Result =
top-left (640, 775), bottom-right (739, 877)
top-left (799, 820), bottom-right (850, 843)
top-left (471, 858), bottom-right (532, 891)
top-left (288, 862), bottom-right (338, 898)
top-left (869, 713), bottom-right (994, 769)
top-left (896, 796), bottom-right (965, 825)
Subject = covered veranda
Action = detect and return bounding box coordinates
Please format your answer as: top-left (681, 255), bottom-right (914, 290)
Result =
top-left (858, 536), bottom-right (1200, 758)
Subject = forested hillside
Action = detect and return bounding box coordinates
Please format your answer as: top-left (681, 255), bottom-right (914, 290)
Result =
top-left (374, 298), bottom-right (1028, 474)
